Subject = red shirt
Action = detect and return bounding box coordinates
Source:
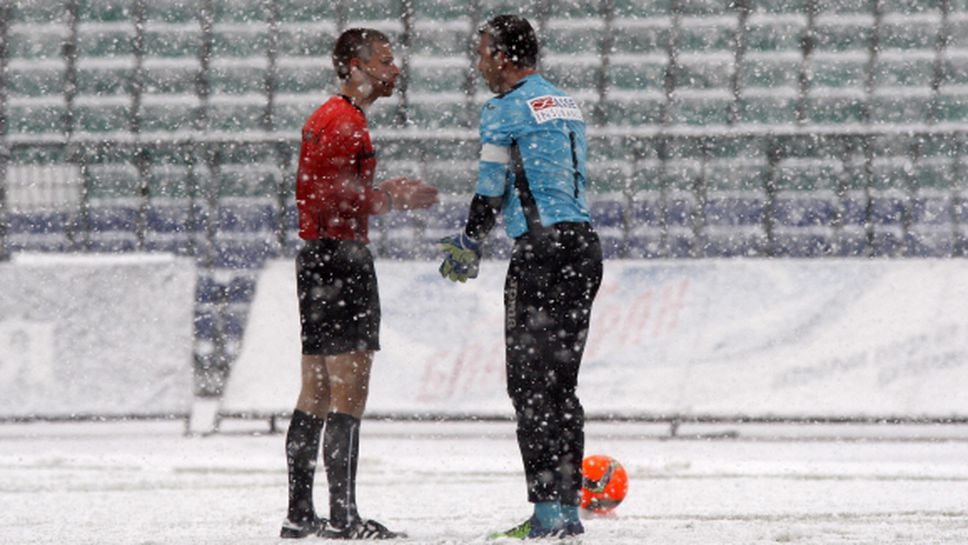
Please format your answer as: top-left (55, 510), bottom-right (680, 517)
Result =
top-left (296, 95), bottom-right (386, 242)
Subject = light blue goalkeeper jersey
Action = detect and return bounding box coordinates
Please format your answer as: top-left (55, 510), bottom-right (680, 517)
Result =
top-left (476, 73), bottom-right (592, 239)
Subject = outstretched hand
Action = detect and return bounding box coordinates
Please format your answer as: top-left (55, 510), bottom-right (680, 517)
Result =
top-left (379, 177), bottom-right (438, 211)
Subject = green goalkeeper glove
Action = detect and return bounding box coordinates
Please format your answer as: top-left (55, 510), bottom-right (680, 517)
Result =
top-left (437, 233), bottom-right (482, 283)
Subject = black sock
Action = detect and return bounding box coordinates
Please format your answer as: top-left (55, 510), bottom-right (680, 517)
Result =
top-left (285, 410), bottom-right (326, 522)
top-left (324, 412), bottom-right (361, 527)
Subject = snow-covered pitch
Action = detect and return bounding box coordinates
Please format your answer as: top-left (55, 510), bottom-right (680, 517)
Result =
top-left (2, 419), bottom-right (967, 544)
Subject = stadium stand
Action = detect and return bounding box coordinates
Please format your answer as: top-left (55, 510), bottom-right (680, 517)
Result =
top-left (2, 0), bottom-right (967, 392)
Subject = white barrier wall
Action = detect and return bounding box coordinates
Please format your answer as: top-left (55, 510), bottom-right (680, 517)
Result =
top-left (222, 259), bottom-right (968, 419)
top-left (0, 254), bottom-right (197, 417)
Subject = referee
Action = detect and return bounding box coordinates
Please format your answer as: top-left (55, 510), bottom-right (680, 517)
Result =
top-left (281, 28), bottom-right (438, 540)
top-left (437, 14), bottom-right (603, 540)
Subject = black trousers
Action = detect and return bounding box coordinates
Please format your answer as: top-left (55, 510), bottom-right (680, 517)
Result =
top-left (504, 222), bottom-right (603, 506)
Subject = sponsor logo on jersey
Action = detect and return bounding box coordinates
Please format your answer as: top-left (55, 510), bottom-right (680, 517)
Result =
top-left (527, 95), bottom-right (584, 123)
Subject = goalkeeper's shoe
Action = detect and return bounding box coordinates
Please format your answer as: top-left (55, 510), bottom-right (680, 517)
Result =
top-left (561, 520), bottom-right (584, 537)
top-left (487, 516), bottom-right (563, 540)
top-left (317, 518), bottom-right (406, 540)
top-left (280, 515), bottom-right (327, 538)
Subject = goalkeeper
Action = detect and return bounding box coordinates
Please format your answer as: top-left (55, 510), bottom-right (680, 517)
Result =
top-left (437, 14), bottom-right (603, 540)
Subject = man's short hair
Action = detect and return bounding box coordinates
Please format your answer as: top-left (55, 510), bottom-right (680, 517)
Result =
top-left (332, 28), bottom-right (390, 80)
top-left (479, 15), bottom-right (539, 68)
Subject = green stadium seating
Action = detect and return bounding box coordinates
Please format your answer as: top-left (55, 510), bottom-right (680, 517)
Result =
top-left (85, 162), bottom-right (140, 199)
top-left (543, 23), bottom-right (605, 55)
top-left (933, 91), bottom-right (968, 121)
top-left (678, 20), bottom-right (736, 51)
top-left (74, 101), bottom-right (130, 132)
top-left (543, 57), bottom-right (600, 91)
top-left (142, 1), bottom-right (198, 24)
top-left (408, 58), bottom-right (469, 93)
top-left (744, 16), bottom-right (805, 52)
top-left (740, 54), bottom-right (800, 88)
top-left (610, 21), bottom-right (668, 55)
top-left (211, 27), bottom-right (270, 58)
top-left (669, 94), bottom-right (733, 125)
top-left (208, 101), bottom-right (269, 131)
top-left (608, 57), bottom-right (666, 90)
top-left (7, 27), bottom-right (66, 59)
top-left (736, 93), bottom-right (798, 124)
top-left (872, 56), bottom-right (936, 87)
top-left (77, 26), bottom-right (134, 58)
top-left (879, 17), bottom-right (940, 50)
top-left (406, 94), bottom-right (470, 128)
top-left (76, 64), bottom-right (134, 95)
top-left (805, 92), bottom-right (868, 123)
top-left (613, 0), bottom-right (672, 18)
top-left (274, 0), bottom-right (340, 22)
top-left (676, 56), bottom-right (734, 89)
top-left (942, 54), bottom-right (968, 85)
top-left (273, 61), bottom-right (334, 94)
top-left (411, 23), bottom-right (471, 57)
top-left (6, 66), bottom-right (66, 96)
top-left (140, 96), bottom-right (198, 132)
top-left (602, 94), bottom-right (665, 126)
top-left (143, 27), bottom-right (201, 58)
top-left (813, 19), bottom-right (873, 52)
top-left (343, 1), bottom-right (401, 21)
top-left (275, 24), bottom-right (337, 57)
top-left (7, 102), bottom-right (67, 134)
top-left (808, 53), bottom-right (867, 88)
top-left (209, 63), bottom-right (268, 95)
top-left (815, 0), bottom-right (875, 14)
top-left (142, 61), bottom-right (198, 94)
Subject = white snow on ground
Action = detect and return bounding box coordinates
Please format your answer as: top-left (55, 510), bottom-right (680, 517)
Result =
top-left (2, 420), bottom-right (968, 544)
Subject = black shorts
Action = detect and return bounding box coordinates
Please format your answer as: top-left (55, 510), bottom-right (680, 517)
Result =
top-left (296, 239), bottom-right (381, 356)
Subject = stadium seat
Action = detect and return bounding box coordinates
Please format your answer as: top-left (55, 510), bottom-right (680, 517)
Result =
top-left (608, 57), bottom-right (666, 90)
top-left (772, 229), bottom-right (836, 257)
top-left (211, 27), bottom-right (269, 58)
top-left (668, 93), bottom-right (733, 125)
top-left (869, 91), bottom-right (934, 124)
top-left (208, 101), bottom-right (268, 131)
top-left (78, 0), bottom-right (129, 22)
top-left (743, 14), bottom-right (805, 53)
top-left (737, 93), bottom-right (798, 124)
top-left (6, 210), bottom-right (69, 235)
top-left (602, 93), bottom-right (665, 126)
top-left (676, 55), bottom-right (734, 90)
top-left (74, 101), bottom-right (130, 133)
top-left (77, 26), bottom-right (133, 58)
top-left (6, 66), bottom-right (66, 96)
top-left (142, 60), bottom-right (199, 94)
top-left (872, 54), bottom-right (936, 87)
top-left (678, 19), bottom-right (736, 51)
top-left (543, 22), bottom-right (606, 55)
top-left (76, 64), bottom-right (134, 96)
top-left (6, 26), bottom-right (65, 59)
top-left (808, 53), bottom-right (867, 88)
top-left (610, 21), bottom-right (669, 55)
top-left (804, 91), bottom-right (867, 124)
top-left (408, 58), bottom-right (469, 93)
top-left (209, 62), bottom-right (268, 95)
top-left (143, 27), bottom-right (202, 58)
top-left (216, 202), bottom-right (276, 233)
top-left (141, 95), bottom-right (198, 132)
top-left (879, 17), bottom-right (939, 50)
top-left (274, 59), bottom-right (335, 94)
top-left (740, 54), bottom-right (801, 88)
top-left (7, 102), bottom-right (67, 135)
top-left (543, 56), bottom-right (601, 91)
top-left (812, 18), bottom-right (872, 52)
